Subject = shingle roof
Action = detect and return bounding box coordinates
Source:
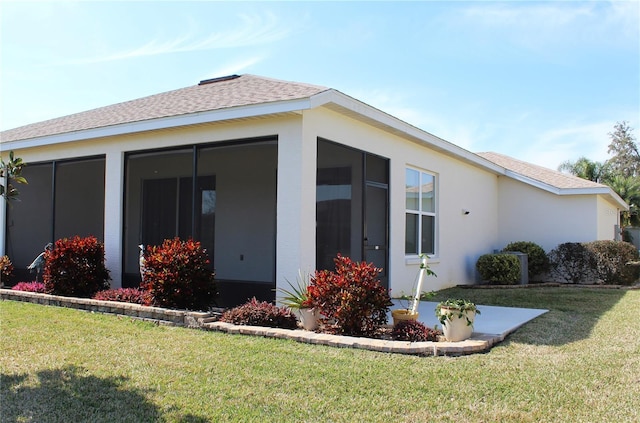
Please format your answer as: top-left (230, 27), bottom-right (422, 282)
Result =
top-left (477, 151), bottom-right (608, 190)
top-left (0, 74), bottom-right (329, 143)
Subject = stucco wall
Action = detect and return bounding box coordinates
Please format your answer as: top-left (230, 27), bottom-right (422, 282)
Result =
top-left (596, 195), bottom-right (620, 241)
top-left (12, 107), bottom-right (613, 298)
top-left (496, 177), bottom-right (598, 253)
top-left (302, 107), bottom-right (500, 294)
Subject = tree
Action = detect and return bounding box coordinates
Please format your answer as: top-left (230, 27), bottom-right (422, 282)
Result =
top-left (607, 174), bottom-right (640, 227)
top-left (557, 156), bottom-right (610, 183)
top-left (558, 122), bottom-right (640, 228)
top-left (0, 151), bottom-right (27, 201)
top-left (607, 121), bottom-right (640, 178)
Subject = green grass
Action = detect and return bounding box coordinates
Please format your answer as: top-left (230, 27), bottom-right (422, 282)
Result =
top-left (1, 287), bottom-right (639, 422)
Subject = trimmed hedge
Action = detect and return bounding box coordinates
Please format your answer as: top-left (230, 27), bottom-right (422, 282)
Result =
top-left (548, 242), bottom-right (596, 284)
top-left (586, 240), bottom-right (639, 285)
top-left (549, 241), bottom-right (639, 285)
top-left (476, 254), bottom-right (520, 285)
top-left (502, 241), bottom-right (549, 278)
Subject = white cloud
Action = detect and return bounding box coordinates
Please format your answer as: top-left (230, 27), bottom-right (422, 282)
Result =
top-left (521, 121), bottom-right (616, 169)
top-left (61, 12), bottom-right (290, 65)
top-left (452, 1), bottom-right (638, 51)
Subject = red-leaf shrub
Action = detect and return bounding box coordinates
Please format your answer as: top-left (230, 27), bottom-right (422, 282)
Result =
top-left (391, 320), bottom-right (441, 342)
top-left (308, 254), bottom-right (392, 336)
top-left (11, 281), bottom-right (46, 293)
top-left (220, 297), bottom-right (298, 329)
top-left (93, 288), bottom-right (150, 305)
top-left (141, 238), bottom-right (216, 310)
top-left (44, 236), bottom-right (110, 298)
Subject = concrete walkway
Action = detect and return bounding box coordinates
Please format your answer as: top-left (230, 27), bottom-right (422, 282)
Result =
top-left (392, 300), bottom-right (548, 338)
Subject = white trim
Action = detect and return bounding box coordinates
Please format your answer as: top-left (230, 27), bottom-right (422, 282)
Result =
top-left (405, 256), bottom-right (440, 265)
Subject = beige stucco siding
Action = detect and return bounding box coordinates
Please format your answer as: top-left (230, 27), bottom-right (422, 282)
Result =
top-left (5, 105), bottom-right (617, 296)
top-left (596, 195), bottom-right (620, 241)
top-left (497, 177), bottom-right (599, 252)
top-left (303, 107), bottom-right (500, 293)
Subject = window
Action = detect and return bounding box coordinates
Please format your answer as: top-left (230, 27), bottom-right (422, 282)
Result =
top-left (405, 168), bottom-right (436, 255)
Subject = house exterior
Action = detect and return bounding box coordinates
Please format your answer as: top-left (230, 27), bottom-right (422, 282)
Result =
top-left (0, 75), bottom-right (627, 304)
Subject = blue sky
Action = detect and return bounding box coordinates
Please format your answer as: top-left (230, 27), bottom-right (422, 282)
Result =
top-left (1, 0), bottom-right (638, 169)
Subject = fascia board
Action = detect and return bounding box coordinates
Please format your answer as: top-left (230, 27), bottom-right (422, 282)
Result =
top-left (310, 90), bottom-right (505, 175)
top-left (1, 98), bottom-right (313, 151)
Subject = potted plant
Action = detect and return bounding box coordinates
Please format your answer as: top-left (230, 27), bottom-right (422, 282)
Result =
top-left (391, 254), bottom-right (436, 326)
top-left (391, 292), bottom-right (434, 325)
top-left (277, 271), bottom-right (319, 331)
top-left (435, 298), bottom-right (480, 342)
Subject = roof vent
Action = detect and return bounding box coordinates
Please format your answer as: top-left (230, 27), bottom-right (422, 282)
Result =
top-left (198, 74), bottom-right (241, 85)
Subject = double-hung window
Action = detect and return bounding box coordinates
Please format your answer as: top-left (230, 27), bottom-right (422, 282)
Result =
top-left (405, 168), bottom-right (436, 255)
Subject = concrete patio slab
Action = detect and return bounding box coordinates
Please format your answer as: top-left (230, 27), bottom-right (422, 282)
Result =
top-left (391, 300), bottom-right (548, 338)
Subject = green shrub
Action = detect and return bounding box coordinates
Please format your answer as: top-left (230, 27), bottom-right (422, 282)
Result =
top-left (476, 254), bottom-right (520, 285)
top-left (502, 241), bottom-right (549, 278)
top-left (548, 242), bottom-right (597, 284)
top-left (220, 297), bottom-right (298, 329)
top-left (308, 254), bottom-right (392, 336)
top-left (141, 238), bottom-right (216, 311)
top-left (585, 240), bottom-right (639, 285)
top-left (44, 236), bottom-right (111, 297)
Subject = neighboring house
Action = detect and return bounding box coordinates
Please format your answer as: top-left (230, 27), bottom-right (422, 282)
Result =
top-left (0, 75), bottom-right (627, 304)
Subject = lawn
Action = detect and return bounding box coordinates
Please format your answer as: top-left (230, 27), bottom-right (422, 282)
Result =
top-left (1, 287), bottom-right (639, 422)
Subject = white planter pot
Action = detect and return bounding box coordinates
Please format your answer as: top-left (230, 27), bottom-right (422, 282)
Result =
top-left (299, 308), bottom-right (320, 331)
top-left (441, 309), bottom-right (476, 342)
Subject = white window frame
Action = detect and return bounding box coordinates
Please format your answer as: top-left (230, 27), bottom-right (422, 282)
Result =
top-left (405, 167), bottom-right (437, 258)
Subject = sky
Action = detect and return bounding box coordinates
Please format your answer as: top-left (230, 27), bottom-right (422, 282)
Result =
top-left (1, 0), bottom-right (638, 170)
